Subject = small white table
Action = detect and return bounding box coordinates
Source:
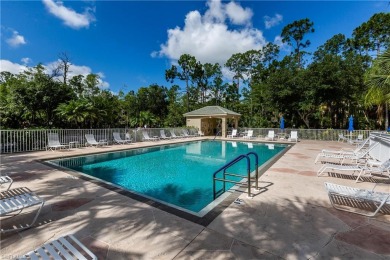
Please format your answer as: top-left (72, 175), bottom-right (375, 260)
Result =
top-left (69, 141), bottom-right (80, 149)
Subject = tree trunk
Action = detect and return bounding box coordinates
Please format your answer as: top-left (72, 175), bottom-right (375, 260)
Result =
top-left (297, 111), bottom-right (310, 128)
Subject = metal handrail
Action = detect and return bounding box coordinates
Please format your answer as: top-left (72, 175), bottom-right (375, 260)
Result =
top-left (246, 151), bottom-right (259, 190)
top-left (213, 130), bottom-right (221, 141)
top-left (213, 152), bottom-right (259, 199)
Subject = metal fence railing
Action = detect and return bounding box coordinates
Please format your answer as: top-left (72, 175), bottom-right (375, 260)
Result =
top-left (0, 127), bottom-right (199, 154)
top-left (237, 128), bottom-right (374, 142)
top-left (0, 127), bottom-right (387, 154)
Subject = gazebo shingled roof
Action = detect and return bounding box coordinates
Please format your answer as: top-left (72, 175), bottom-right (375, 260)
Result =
top-left (183, 106), bottom-right (241, 117)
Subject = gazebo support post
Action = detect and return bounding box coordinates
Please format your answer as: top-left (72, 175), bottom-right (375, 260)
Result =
top-left (222, 117), bottom-right (227, 138)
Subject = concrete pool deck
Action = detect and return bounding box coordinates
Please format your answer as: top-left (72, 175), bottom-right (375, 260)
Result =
top-left (1, 138), bottom-right (389, 259)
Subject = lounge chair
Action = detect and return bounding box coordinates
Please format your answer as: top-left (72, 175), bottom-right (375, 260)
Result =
top-left (315, 141), bottom-right (378, 164)
top-left (125, 133), bottom-right (132, 141)
top-left (142, 130), bottom-right (159, 141)
top-left (182, 129), bottom-right (196, 138)
top-left (47, 133), bottom-right (69, 151)
top-left (1, 188), bottom-right (45, 233)
top-left (324, 182), bottom-right (390, 217)
top-left (198, 130), bottom-right (205, 136)
top-left (113, 132), bottom-right (132, 144)
top-left (85, 134), bottom-right (108, 147)
top-left (351, 134), bottom-right (364, 145)
top-left (318, 159), bottom-right (390, 182)
top-left (169, 129), bottom-right (182, 139)
top-left (18, 234), bottom-right (97, 259)
top-left (227, 129), bottom-right (238, 138)
top-left (288, 131), bottom-right (298, 142)
top-left (190, 129), bottom-right (198, 137)
top-left (319, 138), bottom-right (370, 156)
top-left (264, 130), bottom-right (275, 141)
top-left (338, 134), bottom-right (348, 142)
top-left (0, 175), bottom-right (13, 191)
top-left (242, 130), bottom-right (254, 139)
top-left (160, 130), bottom-right (171, 140)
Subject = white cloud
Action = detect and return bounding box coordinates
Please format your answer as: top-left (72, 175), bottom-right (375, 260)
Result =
top-left (1, 59), bottom-right (109, 89)
top-left (21, 57), bottom-right (31, 65)
top-left (6, 30), bottom-right (26, 47)
top-left (42, 0), bottom-right (95, 29)
top-left (273, 35), bottom-right (290, 52)
top-left (264, 14), bottom-right (283, 29)
top-left (225, 1), bottom-right (253, 25)
top-left (0, 60), bottom-right (28, 74)
top-left (153, 0), bottom-right (266, 65)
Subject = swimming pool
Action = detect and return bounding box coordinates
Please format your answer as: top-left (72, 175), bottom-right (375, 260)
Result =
top-left (48, 140), bottom-right (287, 216)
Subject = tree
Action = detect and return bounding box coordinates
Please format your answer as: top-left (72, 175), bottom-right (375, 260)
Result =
top-left (165, 85), bottom-right (185, 127)
top-left (365, 48), bottom-right (390, 129)
top-left (353, 13), bottom-right (390, 57)
top-left (165, 54), bottom-right (197, 112)
top-left (56, 52), bottom-right (72, 85)
top-left (281, 18), bottom-right (315, 67)
top-left (225, 53), bottom-right (245, 91)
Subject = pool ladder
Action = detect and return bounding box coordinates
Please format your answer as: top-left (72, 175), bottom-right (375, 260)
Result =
top-left (213, 152), bottom-right (259, 200)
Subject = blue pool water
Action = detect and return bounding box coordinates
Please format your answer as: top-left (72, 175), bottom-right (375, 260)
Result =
top-left (49, 140), bottom-right (286, 214)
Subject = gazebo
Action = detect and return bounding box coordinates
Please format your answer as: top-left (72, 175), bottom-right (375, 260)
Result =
top-left (183, 106), bottom-right (241, 137)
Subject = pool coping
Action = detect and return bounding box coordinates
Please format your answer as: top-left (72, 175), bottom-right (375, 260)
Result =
top-left (38, 140), bottom-right (293, 226)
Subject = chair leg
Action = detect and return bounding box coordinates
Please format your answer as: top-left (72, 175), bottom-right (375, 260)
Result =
top-left (317, 165), bottom-right (327, 176)
top-left (1, 200), bottom-right (45, 233)
top-left (355, 169), bottom-right (364, 183)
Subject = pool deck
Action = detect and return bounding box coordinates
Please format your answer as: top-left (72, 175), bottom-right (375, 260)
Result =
top-left (1, 138), bottom-right (389, 259)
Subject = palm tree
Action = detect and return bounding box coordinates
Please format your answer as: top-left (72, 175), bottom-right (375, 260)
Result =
top-left (365, 48), bottom-right (390, 129)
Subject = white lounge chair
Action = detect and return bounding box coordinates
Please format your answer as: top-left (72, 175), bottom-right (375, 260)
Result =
top-left (198, 130), bottom-right (205, 136)
top-left (85, 134), bottom-right (108, 147)
top-left (1, 188), bottom-right (45, 233)
top-left (113, 132), bottom-right (132, 144)
top-left (169, 129), bottom-right (182, 139)
top-left (264, 130), bottom-right (275, 141)
top-left (182, 129), bottom-right (190, 138)
top-left (288, 131), bottom-right (298, 142)
top-left (47, 133), bottom-right (69, 151)
top-left (18, 234), bottom-right (97, 260)
top-left (338, 134), bottom-right (348, 142)
top-left (242, 130), bottom-right (254, 139)
top-left (142, 130), bottom-right (159, 141)
top-left (351, 134), bottom-right (364, 145)
top-left (319, 159), bottom-right (390, 182)
top-left (0, 175), bottom-right (13, 191)
top-left (125, 133), bottom-right (132, 141)
top-left (160, 130), bottom-right (171, 140)
top-left (324, 182), bottom-right (390, 217)
top-left (227, 129), bottom-right (238, 138)
top-left (314, 141), bottom-right (378, 164)
top-left (320, 138), bottom-right (370, 156)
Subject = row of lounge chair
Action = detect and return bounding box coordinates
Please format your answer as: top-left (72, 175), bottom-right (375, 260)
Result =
top-left (47, 129), bottom-right (201, 151)
top-left (0, 176), bottom-right (97, 258)
top-left (227, 129), bottom-right (298, 142)
top-left (316, 137), bottom-right (390, 217)
top-left (141, 129), bottom-right (199, 141)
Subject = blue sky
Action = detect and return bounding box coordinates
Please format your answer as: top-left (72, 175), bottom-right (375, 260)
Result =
top-left (1, 0), bottom-right (389, 94)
